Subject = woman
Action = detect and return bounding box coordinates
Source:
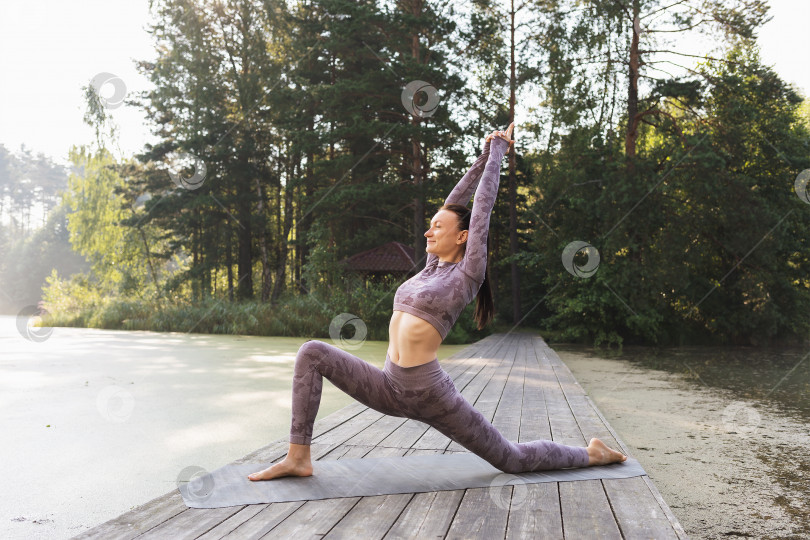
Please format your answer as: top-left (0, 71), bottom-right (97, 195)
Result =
top-left (248, 122), bottom-right (626, 481)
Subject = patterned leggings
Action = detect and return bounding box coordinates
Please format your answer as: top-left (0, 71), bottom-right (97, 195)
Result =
top-left (289, 340), bottom-right (590, 473)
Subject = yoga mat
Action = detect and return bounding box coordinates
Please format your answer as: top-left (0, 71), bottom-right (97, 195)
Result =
top-left (178, 453), bottom-right (647, 509)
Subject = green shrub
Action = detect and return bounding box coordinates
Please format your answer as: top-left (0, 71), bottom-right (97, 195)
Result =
top-left (39, 269), bottom-right (495, 345)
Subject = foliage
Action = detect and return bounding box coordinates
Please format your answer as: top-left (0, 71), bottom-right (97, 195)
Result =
top-left (13, 1), bottom-right (810, 349)
top-left (528, 44), bottom-right (810, 349)
top-left (61, 146), bottom-right (160, 296)
top-left (0, 204), bottom-right (89, 313)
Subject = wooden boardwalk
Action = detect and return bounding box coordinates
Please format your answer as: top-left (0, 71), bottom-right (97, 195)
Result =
top-left (75, 332), bottom-right (687, 539)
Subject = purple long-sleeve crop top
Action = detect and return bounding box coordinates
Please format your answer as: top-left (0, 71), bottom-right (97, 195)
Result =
top-left (393, 135), bottom-right (509, 340)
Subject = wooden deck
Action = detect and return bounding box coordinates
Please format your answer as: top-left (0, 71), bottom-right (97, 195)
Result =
top-left (74, 332), bottom-right (688, 539)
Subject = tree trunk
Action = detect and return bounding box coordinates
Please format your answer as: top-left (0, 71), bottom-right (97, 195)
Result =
top-left (299, 112), bottom-right (314, 294)
top-left (226, 229), bottom-right (234, 303)
top-left (405, 0), bottom-right (427, 269)
top-left (255, 175), bottom-right (271, 301)
top-left (236, 176), bottom-right (253, 300)
top-left (625, 3), bottom-right (641, 160)
top-left (192, 215), bottom-right (199, 301)
top-left (137, 223), bottom-right (160, 298)
top-left (508, 0), bottom-right (521, 325)
top-left (270, 155), bottom-right (296, 304)
top-left (412, 134), bottom-right (425, 268)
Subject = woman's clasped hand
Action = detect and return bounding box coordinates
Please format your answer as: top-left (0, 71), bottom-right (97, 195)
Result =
top-left (485, 122), bottom-right (515, 145)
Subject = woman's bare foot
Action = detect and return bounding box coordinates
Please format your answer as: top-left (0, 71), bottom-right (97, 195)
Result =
top-left (586, 437), bottom-right (628, 466)
top-left (247, 443), bottom-right (313, 481)
top-left (247, 458), bottom-right (313, 481)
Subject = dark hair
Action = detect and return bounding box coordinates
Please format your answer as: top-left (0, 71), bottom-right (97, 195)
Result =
top-left (439, 203), bottom-right (495, 331)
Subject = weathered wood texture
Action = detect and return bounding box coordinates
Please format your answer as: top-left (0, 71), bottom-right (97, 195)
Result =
top-left (74, 332), bottom-right (688, 540)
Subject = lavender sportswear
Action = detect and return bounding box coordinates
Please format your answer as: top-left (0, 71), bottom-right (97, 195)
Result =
top-left (289, 340), bottom-right (591, 473)
top-left (393, 135), bottom-right (509, 341)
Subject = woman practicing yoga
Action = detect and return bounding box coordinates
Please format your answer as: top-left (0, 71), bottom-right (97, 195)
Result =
top-left (248, 122), bottom-right (626, 481)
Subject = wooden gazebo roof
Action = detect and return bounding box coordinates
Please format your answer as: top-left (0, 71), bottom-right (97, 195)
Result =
top-left (339, 241), bottom-right (417, 273)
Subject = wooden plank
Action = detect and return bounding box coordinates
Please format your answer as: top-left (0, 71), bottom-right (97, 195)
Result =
top-left (509, 335), bottom-right (567, 539)
top-left (381, 490), bottom-right (465, 539)
top-left (504, 334), bottom-right (565, 540)
top-left (519, 334), bottom-right (553, 442)
top-left (558, 480), bottom-right (622, 539)
top-left (602, 477), bottom-right (679, 540)
top-left (450, 327), bottom-right (518, 450)
top-left (534, 345), bottom-right (586, 443)
top-left (254, 496), bottom-right (360, 538)
top-left (445, 487), bottom-right (510, 539)
top-left (490, 331), bottom-right (526, 442)
top-left (589, 391), bottom-right (689, 540)
top-left (444, 331), bottom-right (521, 536)
top-left (198, 501), bottom-right (302, 539)
top-left (530, 340), bottom-right (623, 539)
top-left (71, 492), bottom-right (189, 540)
top-left (194, 504), bottom-right (266, 539)
top-left (538, 344), bottom-right (622, 540)
top-left (504, 480), bottom-right (563, 540)
top-left (540, 338), bottom-right (685, 540)
top-left (134, 507), bottom-right (244, 539)
top-left (321, 494), bottom-right (414, 539)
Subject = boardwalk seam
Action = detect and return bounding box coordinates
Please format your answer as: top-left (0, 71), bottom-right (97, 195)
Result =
top-left (319, 496), bottom-right (364, 539)
top-left (601, 478), bottom-right (627, 540)
top-left (535, 340), bottom-right (568, 540)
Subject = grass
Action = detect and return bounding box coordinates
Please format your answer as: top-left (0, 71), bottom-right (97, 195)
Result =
top-left (39, 287), bottom-right (505, 344)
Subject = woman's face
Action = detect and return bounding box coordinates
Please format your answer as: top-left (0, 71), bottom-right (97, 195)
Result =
top-left (425, 209), bottom-right (467, 257)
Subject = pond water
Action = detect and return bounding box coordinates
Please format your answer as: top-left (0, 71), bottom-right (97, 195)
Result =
top-left (0, 315), bottom-right (468, 540)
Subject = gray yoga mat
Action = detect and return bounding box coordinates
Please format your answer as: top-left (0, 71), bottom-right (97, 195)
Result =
top-left (178, 453), bottom-right (647, 509)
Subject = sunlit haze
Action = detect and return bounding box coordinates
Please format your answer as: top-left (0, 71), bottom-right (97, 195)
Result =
top-left (0, 0), bottom-right (808, 167)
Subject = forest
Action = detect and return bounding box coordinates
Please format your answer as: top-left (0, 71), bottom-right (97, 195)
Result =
top-left (1, 0), bottom-right (809, 349)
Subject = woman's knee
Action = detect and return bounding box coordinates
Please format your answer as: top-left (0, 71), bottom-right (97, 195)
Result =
top-left (296, 340), bottom-right (330, 363)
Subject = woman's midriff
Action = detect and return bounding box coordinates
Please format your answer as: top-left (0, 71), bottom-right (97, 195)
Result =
top-left (387, 310), bottom-right (443, 367)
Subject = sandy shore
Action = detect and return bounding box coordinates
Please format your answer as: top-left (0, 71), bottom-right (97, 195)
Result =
top-left (559, 347), bottom-right (810, 540)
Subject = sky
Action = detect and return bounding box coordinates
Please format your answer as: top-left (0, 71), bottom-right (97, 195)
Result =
top-left (0, 0), bottom-right (808, 169)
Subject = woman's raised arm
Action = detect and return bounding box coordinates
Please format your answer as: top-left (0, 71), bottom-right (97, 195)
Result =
top-left (457, 136), bottom-right (510, 282)
top-left (443, 138), bottom-right (492, 207)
